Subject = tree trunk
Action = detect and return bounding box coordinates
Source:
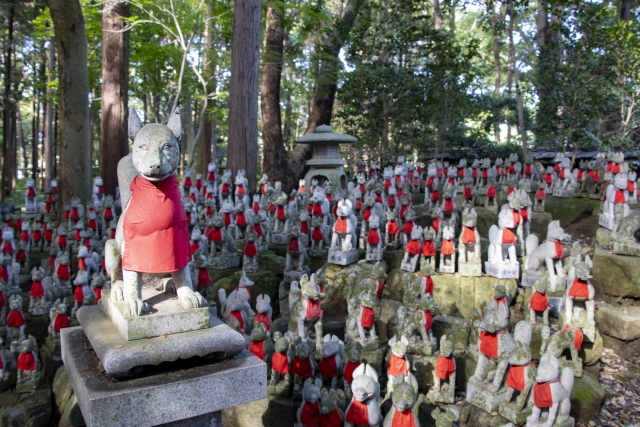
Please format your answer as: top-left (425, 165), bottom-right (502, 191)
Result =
top-left (493, 32), bottom-right (501, 144)
top-left (1, 1), bottom-right (15, 201)
top-left (100, 0), bottom-right (129, 196)
top-left (620, 0), bottom-right (631, 21)
top-left (227, 0), bottom-right (262, 191)
top-left (44, 38), bottom-right (56, 189)
top-left (515, 67), bottom-right (527, 154)
top-left (506, 0), bottom-right (515, 145)
top-left (260, 0), bottom-right (290, 187)
top-left (434, 0), bottom-right (442, 30)
top-left (199, 0), bottom-right (216, 176)
top-left (47, 0), bottom-right (92, 208)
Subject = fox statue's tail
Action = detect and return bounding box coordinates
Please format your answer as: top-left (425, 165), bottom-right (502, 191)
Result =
top-left (524, 234), bottom-right (540, 270)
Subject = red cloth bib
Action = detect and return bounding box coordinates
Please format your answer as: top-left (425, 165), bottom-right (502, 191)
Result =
top-left (362, 207), bottom-right (372, 221)
top-left (361, 306), bottom-right (375, 328)
top-left (244, 242), bottom-right (257, 257)
top-left (31, 230), bottom-right (42, 242)
top-left (367, 229), bottom-right (380, 245)
top-left (530, 291), bottom-right (549, 312)
top-left (534, 380), bottom-right (557, 408)
top-left (568, 278), bottom-right (589, 299)
top-left (0, 266), bottom-right (6, 283)
top-left (300, 221), bottom-right (309, 234)
top-left (431, 191), bottom-right (440, 202)
top-left (198, 269), bottom-right (212, 287)
top-left (16, 250), bottom-right (26, 263)
top-left (78, 258), bottom-right (87, 271)
top-left (312, 228), bottom-right (323, 242)
top-left (45, 230), bottom-right (53, 241)
top-left (507, 361), bottom-right (535, 391)
top-left (392, 409), bottom-right (417, 427)
top-left (421, 310), bottom-right (433, 331)
top-left (344, 360), bottom-right (361, 384)
top-left (300, 402), bottom-right (320, 427)
top-left (249, 341), bottom-right (265, 360)
top-left (346, 400), bottom-right (369, 426)
top-left (614, 189), bottom-right (626, 204)
top-left (228, 311), bottom-right (244, 333)
top-left (17, 352), bottom-right (36, 371)
top-left (387, 221), bottom-right (399, 235)
top-left (462, 226), bottom-right (476, 244)
top-left (276, 205), bottom-right (286, 219)
top-left (252, 224), bottom-right (264, 238)
top-left (443, 198), bottom-right (454, 212)
top-left (405, 239), bottom-right (420, 255)
top-left (418, 275), bottom-right (434, 294)
top-left (7, 310), bottom-right (24, 327)
top-left (95, 287), bottom-right (102, 302)
top-left (403, 221), bottom-right (414, 235)
top-left (210, 228), bottom-right (222, 242)
top-left (74, 285), bottom-right (84, 302)
top-left (122, 175), bottom-right (189, 273)
top-left (30, 281), bottom-right (44, 298)
top-left (388, 353), bottom-right (408, 376)
top-left (54, 313), bottom-right (70, 331)
top-left (399, 205), bottom-right (408, 220)
top-left (487, 186), bottom-right (497, 198)
top-left (288, 238), bottom-right (300, 253)
top-left (57, 265), bottom-right (70, 280)
top-left (384, 179), bottom-right (393, 190)
top-left (480, 330), bottom-right (505, 359)
top-left (255, 312), bottom-right (271, 331)
top-left (375, 193), bottom-right (383, 204)
top-left (435, 355), bottom-right (455, 380)
top-left (306, 299), bottom-right (322, 319)
top-left (426, 177), bottom-right (434, 188)
top-left (20, 231), bottom-right (29, 242)
top-left (291, 355), bottom-right (313, 378)
top-left (440, 240), bottom-right (454, 255)
top-left (1, 242), bottom-right (13, 254)
top-left (104, 208), bottom-right (114, 220)
top-left (319, 355), bottom-right (338, 377)
top-left (388, 197), bottom-right (396, 208)
top-left (335, 218), bottom-right (348, 233)
top-left (272, 351), bottom-right (289, 374)
top-left (520, 208), bottom-right (529, 223)
top-left (464, 187), bottom-right (472, 199)
top-left (319, 408), bottom-right (342, 427)
top-left (421, 241), bottom-right (435, 257)
top-left (236, 212), bottom-right (247, 227)
top-left (536, 189), bottom-right (546, 200)
top-left (502, 228), bottom-right (517, 244)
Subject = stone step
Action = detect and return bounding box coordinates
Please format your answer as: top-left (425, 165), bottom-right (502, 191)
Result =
top-left (596, 305), bottom-right (640, 341)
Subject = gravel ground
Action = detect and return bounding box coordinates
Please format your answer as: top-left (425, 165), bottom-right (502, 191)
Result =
top-left (580, 348), bottom-right (640, 427)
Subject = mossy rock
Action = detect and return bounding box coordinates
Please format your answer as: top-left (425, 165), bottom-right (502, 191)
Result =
top-left (257, 254), bottom-right (286, 278)
top-left (595, 228), bottom-right (612, 248)
top-left (581, 328), bottom-right (603, 366)
top-left (207, 267), bottom-right (240, 286)
top-left (307, 256), bottom-right (326, 274)
top-left (432, 316), bottom-right (471, 355)
top-left (465, 405), bottom-right (508, 427)
top-left (361, 346), bottom-right (386, 377)
top-left (473, 207), bottom-right (497, 238)
top-left (596, 305), bottom-right (640, 341)
top-left (601, 332), bottom-right (640, 359)
top-left (544, 196), bottom-right (600, 226)
top-left (52, 366), bottom-right (73, 413)
top-left (17, 385), bottom-right (52, 427)
top-left (411, 354), bottom-right (439, 393)
top-left (383, 250), bottom-right (405, 271)
top-left (570, 370), bottom-right (605, 424)
top-left (378, 299), bottom-right (403, 343)
top-left (383, 269), bottom-right (408, 302)
top-left (267, 244), bottom-right (288, 258)
top-left (58, 394), bottom-right (85, 427)
top-left (592, 245), bottom-right (640, 298)
top-left (530, 211), bottom-right (553, 235)
top-left (222, 395), bottom-right (298, 427)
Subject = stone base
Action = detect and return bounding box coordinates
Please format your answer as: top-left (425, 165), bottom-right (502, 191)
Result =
top-left (267, 377), bottom-right (292, 397)
top-left (613, 240), bottom-right (640, 256)
top-left (327, 250), bottom-right (358, 266)
top-left (545, 188), bottom-right (553, 194)
top-left (588, 193), bottom-right (602, 199)
top-left (16, 380), bottom-right (40, 394)
top-left (270, 233), bottom-right (289, 245)
top-left (522, 271), bottom-right (566, 292)
top-left (499, 401), bottom-right (532, 425)
top-left (283, 268), bottom-right (310, 283)
top-left (210, 254), bottom-right (240, 270)
top-left (101, 288), bottom-right (210, 341)
top-left (400, 256), bottom-right (419, 273)
top-left (365, 252), bottom-right (383, 262)
top-left (598, 214), bottom-right (616, 231)
top-left (459, 262), bottom-right (482, 277)
top-left (426, 387), bottom-right (454, 404)
top-left (478, 187), bottom-right (488, 196)
top-left (309, 248), bottom-right (328, 258)
top-left (466, 380), bottom-right (509, 413)
top-left (528, 414), bottom-right (574, 427)
top-left (76, 304), bottom-right (246, 378)
top-left (484, 262), bottom-right (519, 279)
top-left (61, 327), bottom-right (265, 427)
top-left (407, 339), bottom-right (438, 357)
top-left (553, 188), bottom-right (575, 198)
top-left (484, 205), bottom-right (498, 215)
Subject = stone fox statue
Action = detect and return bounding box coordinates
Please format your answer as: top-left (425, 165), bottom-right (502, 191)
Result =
top-left (105, 108), bottom-right (206, 317)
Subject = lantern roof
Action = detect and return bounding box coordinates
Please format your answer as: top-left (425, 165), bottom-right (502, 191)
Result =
top-left (295, 125), bottom-right (357, 144)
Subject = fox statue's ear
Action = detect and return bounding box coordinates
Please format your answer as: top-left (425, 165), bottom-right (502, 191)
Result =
top-left (129, 107), bottom-right (143, 141)
top-left (167, 108), bottom-right (182, 139)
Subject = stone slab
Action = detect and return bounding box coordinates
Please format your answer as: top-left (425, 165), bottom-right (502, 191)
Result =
top-left (592, 245), bottom-right (640, 298)
top-left (484, 262), bottom-right (519, 279)
top-left (613, 241), bottom-right (640, 257)
top-left (61, 327), bottom-right (266, 427)
top-left (553, 188), bottom-right (575, 198)
top-left (327, 250), bottom-right (358, 266)
top-left (101, 288), bottom-right (210, 341)
top-left (76, 305), bottom-right (246, 378)
top-left (596, 306), bottom-right (640, 341)
top-left (466, 380), bottom-right (509, 413)
top-left (365, 252), bottom-right (383, 262)
top-left (459, 262), bottom-right (482, 277)
top-left (270, 233), bottom-right (289, 245)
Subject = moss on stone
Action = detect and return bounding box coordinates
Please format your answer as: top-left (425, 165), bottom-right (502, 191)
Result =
top-left (570, 370), bottom-right (605, 424)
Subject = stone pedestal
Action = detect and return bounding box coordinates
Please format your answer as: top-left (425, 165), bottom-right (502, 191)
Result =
top-left (283, 268), bottom-right (310, 283)
top-left (270, 233), bottom-right (288, 245)
top-left (498, 400), bottom-right (532, 425)
top-left (327, 250), bottom-right (358, 266)
top-left (76, 305), bottom-right (246, 378)
top-left (466, 380), bottom-right (509, 413)
top-left (598, 214), bottom-right (616, 231)
top-left (365, 252), bottom-right (383, 262)
top-left (459, 262), bottom-right (481, 277)
top-left (426, 387), bottom-right (454, 404)
top-left (529, 414), bottom-right (575, 427)
top-left (61, 327), bottom-right (266, 427)
top-left (210, 253), bottom-right (240, 270)
top-left (400, 256), bottom-right (419, 273)
top-left (484, 262), bottom-right (519, 279)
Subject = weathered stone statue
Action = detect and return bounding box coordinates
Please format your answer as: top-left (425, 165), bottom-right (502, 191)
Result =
top-left (385, 335), bottom-right (410, 394)
top-left (401, 225), bottom-right (423, 273)
top-left (6, 295), bottom-right (25, 342)
top-left (420, 227), bottom-right (437, 272)
top-left (600, 172), bottom-right (631, 231)
top-left (524, 220), bottom-right (570, 291)
top-left (486, 206), bottom-right (520, 278)
top-left (328, 201), bottom-right (358, 266)
top-left (346, 291), bottom-right (379, 349)
top-left (317, 334), bottom-right (344, 389)
top-left (16, 335), bottom-right (40, 393)
top-left (289, 274), bottom-right (323, 339)
top-left (295, 378), bottom-right (322, 427)
top-left (458, 207), bottom-right (481, 277)
top-left (427, 335), bottom-right (456, 404)
top-left (439, 222), bottom-right (456, 274)
top-left (529, 277), bottom-right (550, 326)
top-left (383, 373), bottom-right (421, 427)
top-left (268, 331), bottom-right (293, 396)
top-left (565, 255), bottom-right (595, 341)
top-left (344, 364), bottom-right (381, 427)
top-left (526, 354), bottom-right (574, 427)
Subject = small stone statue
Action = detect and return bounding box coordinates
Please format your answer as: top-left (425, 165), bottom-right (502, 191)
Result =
top-left (286, 228), bottom-right (308, 274)
top-left (219, 285), bottom-right (253, 336)
top-left (544, 325), bottom-right (584, 378)
top-left (295, 378), bottom-right (322, 427)
top-left (424, 164), bottom-right (440, 208)
top-left (291, 338), bottom-right (317, 396)
top-left (529, 278), bottom-right (550, 326)
top-left (499, 322), bottom-right (536, 424)
top-left (48, 299), bottom-right (69, 346)
top-left (72, 270), bottom-right (95, 317)
top-left (383, 373), bottom-right (421, 427)
top-left (255, 294), bottom-right (272, 336)
top-left (54, 251), bottom-right (72, 293)
top-left (318, 388), bottom-right (344, 427)
top-left (458, 207), bottom-right (481, 277)
top-left (318, 334), bottom-right (344, 389)
top-left (385, 335), bottom-right (410, 394)
top-left (28, 267), bottom-right (47, 316)
top-left (289, 274), bottom-right (323, 339)
top-left (191, 253), bottom-right (212, 297)
top-left (365, 214), bottom-right (383, 261)
top-left (601, 172), bottom-right (631, 230)
top-left (401, 225), bottom-right (423, 273)
top-left (248, 322), bottom-right (274, 362)
top-left (24, 178), bottom-right (39, 214)
top-left (329, 201), bottom-right (358, 265)
top-left (427, 335), bottom-right (456, 404)
top-left (439, 222), bottom-right (456, 274)
top-left (269, 331), bottom-right (293, 396)
top-left (6, 295), bottom-right (25, 342)
top-left (343, 345), bottom-right (361, 400)
top-left (420, 227), bottom-right (436, 271)
top-left (486, 206), bottom-right (519, 278)
top-left (526, 354), bottom-right (574, 427)
top-left (534, 182), bottom-right (546, 213)
top-left (346, 291), bottom-right (379, 348)
top-left (242, 231), bottom-right (259, 273)
top-left (309, 215), bottom-right (326, 257)
top-left (344, 364), bottom-right (381, 427)
top-left (484, 176), bottom-right (499, 213)
top-left (385, 210), bottom-right (401, 250)
top-left (565, 256), bottom-right (595, 334)
top-left (524, 221), bottom-right (570, 291)
top-left (401, 293), bottom-right (438, 355)
top-left (16, 335), bottom-right (40, 393)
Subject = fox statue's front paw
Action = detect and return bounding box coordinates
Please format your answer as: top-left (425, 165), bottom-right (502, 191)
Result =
top-left (177, 286), bottom-right (207, 309)
top-left (124, 297), bottom-right (148, 318)
top-left (110, 280), bottom-right (125, 302)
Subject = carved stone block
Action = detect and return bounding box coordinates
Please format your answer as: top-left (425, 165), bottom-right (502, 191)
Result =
top-left (327, 250), bottom-right (358, 266)
top-left (484, 262), bottom-right (520, 279)
top-left (459, 262), bottom-right (482, 277)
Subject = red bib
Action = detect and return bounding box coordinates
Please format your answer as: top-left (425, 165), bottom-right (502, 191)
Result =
top-left (387, 221), bottom-right (399, 235)
top-left (300, 402), bottom-right (320, 427)
top-left (361, 306), bottom-right (375, 328)
top-left (614, 189), bottom-right (626, 204)
top-left (403, 221), bottom-right (414, 235)
top-left (480, 330), bottom-right (505, 359)
top-left (252, 224), bottom-right (263, 238)
top-left (276, 205), bottom-right (286, 220)
top-left (249, 341), bottom-right (265, 360)
top-left (30, 281), bottom-right (44, 298)
top-left (430, 191), bottom-right (440, 202)
top-left (392, 409), bottom-right (417, 427)
top-left (461, 226), bottom-right (476, 244)
top-left (122, 175), bottom-right (189, 273)
top-left (440, 240), bottom-right (454, 255)
top-left (78, 258), bottom-right (87, 271)
top-left (255, 312), bottom-right (271, 331)
top-left (2, 242), bottom-right (13, 254)
top-left (530, 291), bottom-right (548, 312)
top-left (54, 313), bottom-right (70, 331)
top-left (0, 266), bottom-right (6, 282)
top-left (405, 239), bottom-right (420, 255)
top-left (198, 269), bottom-right (212, 287)
top-left (464, 187), bottom-right (472, 199)
top-left (17, 352), bottom-right (36, 371)
top-left (312, 228), bottom-right (323, 242)
top-left (443, 198), bottom-right (454, 212)
top-left (534, 380), bottom-right (557, 408)
top-left (335, 218), bottom-right (348, 233)
top-left (507, 361), bottom-right (535, 391)
top-left (362, 207), bottom-right (372, 221)
top-left (236, 212), bottom-right (247, 226)
top-left (228, 311), bottom-right (244, 333)
top-left (74, 285), bottom-right (84, 302)
top-left (346, 400), bottom-right (369, 426)
top-left (57, 265), bottom-right (70, 280)
top-left (502, 228), bottom-right (517, 244)
top-left (536, 189), bottom-right (546, 200)
top-left (291, 355), bottom-right (313, 378)
top-left (432, 218), bottom-right (440, 233)
top-left (319, 355), bottom-right (338, 377)
top-left (520, 208), bottom-right (529, 223)
top-left (288, 238), bottom-right (300, 253)
top-left (367, 229), bottom-right (380, 245)
top-left (244, 242), bottom-right (257, 257)
top-left (344, 360), bottom-right (361, 384)
top-left (487, 186), bottom-right (497, 198)
top-left (272, 351), bottom-right (289, 374)
top-left (421, 241), bottom-right (435, 257)
top-left (306, 299), bottom-right (322, 319)
top-left (388, 353), bottom-right (408, 376)
top-left (300, 221), bottom-right (309, 234)
top-left (435, 355), bottom-right (455, 380)
top-left (568, 278), bottom-right (589, 299)
top-left (209, 228), bottom-right (222, 242)
top-left (20, 231), bottom-right (29, 242)
top-left (7, 310), bottom-right (24, 328)
top-left (319, 408), bottom-right (342, 427)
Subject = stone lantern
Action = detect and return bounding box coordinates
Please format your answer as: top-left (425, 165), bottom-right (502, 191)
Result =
top-left (295, 124), bottom-right (357, 191)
